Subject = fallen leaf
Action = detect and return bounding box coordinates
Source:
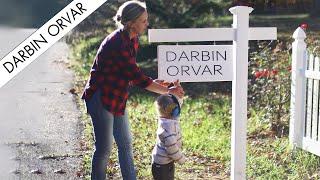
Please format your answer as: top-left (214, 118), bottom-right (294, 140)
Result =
top-left (10, 169), bottom-right (21, 174)
top-left (30, 169), bottom-right (42, 174)
top-left (54, 169), bottom-right (66, 174)
top-left (69, 88), bottom-right (77, 95)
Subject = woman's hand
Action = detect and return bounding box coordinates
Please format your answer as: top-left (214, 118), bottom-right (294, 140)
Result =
top-left (154, 79), bottom-right (171, 87)
top-left (145, 79), bottom-right (184, 97)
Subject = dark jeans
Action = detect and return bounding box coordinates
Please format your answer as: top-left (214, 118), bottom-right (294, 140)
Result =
top-left (152, 162), bottom-right (175, 180)
top-left (85, 90), bottom-right (136, 180)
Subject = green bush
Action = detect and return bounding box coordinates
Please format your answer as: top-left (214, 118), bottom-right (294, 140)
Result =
top-left (248, 40), bottom-right (291, 137)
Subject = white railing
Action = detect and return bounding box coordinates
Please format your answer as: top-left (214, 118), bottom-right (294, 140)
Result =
top-left (290, 27), bottom-right (320, 156)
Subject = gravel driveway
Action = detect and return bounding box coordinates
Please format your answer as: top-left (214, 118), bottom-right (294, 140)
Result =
top-left (0, 27), bottom-right (82, 180)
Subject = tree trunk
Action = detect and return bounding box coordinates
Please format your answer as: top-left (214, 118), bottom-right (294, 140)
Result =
top-left (311, 0), bottom-right (320, 17)
top-left (296, 0), bottom-right (305, 12)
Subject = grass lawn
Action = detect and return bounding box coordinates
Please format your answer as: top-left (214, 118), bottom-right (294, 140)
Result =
top-left (69, 13), bottom-right (320, 179)
top-left (74, 87), bottom-right (320, 179)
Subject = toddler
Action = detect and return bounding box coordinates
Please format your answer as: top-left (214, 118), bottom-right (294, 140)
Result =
top-left (151, 93), bottom-right (186, 180)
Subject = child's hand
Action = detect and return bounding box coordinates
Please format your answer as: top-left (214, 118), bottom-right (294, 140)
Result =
top-left (168, 85), bottom-right (184, 99)
top-left (168, 80), bottom-right (184, 98)
top-left (173, 80), bottom-right (181, 87)
top-left (177, 155), bottom-right (186, 164)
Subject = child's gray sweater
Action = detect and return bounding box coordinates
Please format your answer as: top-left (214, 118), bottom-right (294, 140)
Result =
top-left (152, 117), bottom-right (186, 165)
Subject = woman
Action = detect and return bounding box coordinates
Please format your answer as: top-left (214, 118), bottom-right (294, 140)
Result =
top-left (81, 1), bottom-right (184, 179)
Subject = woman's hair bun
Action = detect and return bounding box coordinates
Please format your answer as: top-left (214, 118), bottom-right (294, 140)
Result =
top-left (114, 0), bottom-right (146, 28)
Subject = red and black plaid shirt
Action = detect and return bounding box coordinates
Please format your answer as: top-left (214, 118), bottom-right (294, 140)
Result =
top-left (81, 28), bottom-right (153, 115)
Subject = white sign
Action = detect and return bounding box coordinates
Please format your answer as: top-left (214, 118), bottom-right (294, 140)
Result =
top-left (157, 45), bottom-right (233, 82)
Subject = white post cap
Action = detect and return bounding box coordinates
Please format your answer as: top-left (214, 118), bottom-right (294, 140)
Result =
top-left (293, 27), bottom-right (306, 40)
top-left (229, 6), bottom-right (253, 15)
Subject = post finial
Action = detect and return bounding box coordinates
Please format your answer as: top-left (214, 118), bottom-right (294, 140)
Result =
top-left (229, 6), bottom-right (254, 15)
top-left (293, 27), bottom-right (306, 40)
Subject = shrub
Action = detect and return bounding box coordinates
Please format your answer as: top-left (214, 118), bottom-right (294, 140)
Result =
top-left (248, 40), bottom-right (292, 137)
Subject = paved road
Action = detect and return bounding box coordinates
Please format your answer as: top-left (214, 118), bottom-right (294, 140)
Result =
top-left (0, 27), bottom-right (82, 180)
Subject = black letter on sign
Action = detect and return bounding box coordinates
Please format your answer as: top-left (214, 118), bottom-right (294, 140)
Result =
top-left (202, 65), bottom-right (212, 75)
top-left (181, 66), bottom-right (190, 76)
top-left (166, 51), bottom-right (176, 62)
top-left (178, 51), bottom-right (190, 61)
top-left (76, 3), bottom-right (87, 13)
top-left (71, 8), bottom-right (82, 20)
top-left (167, 66), bottom-right (179, 76)
top-left (191, 51), bottom-right (200, 61)
top-left (216, 51), bottom-right (227, 61)
top-left (214, 65), bottom-right (223, 75)
top-left (13, 56), bottom-right (24, 69)
top-left (24, 45), bottom-right (35, 56)
top-left (3, 62), bottom-right (14, 73)
top-left (202, 51), bottom-right (210, 61)
top-left (56, 18), bottom-right (67, 30)
top-left (33, 34), bottom-right (48, 48)
top-left (48, 24), bottom-right (60, 36)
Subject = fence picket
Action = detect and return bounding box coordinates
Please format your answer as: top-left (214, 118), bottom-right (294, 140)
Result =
top-left (306, 54), bottom-right (314, 138)
top-left (316, 56), bottom-right (320, 142)
top-left (312, 56), bottom-right (319, 140)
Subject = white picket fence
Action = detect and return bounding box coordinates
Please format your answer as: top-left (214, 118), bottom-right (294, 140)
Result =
top-left (290, 27), bottom-right (320, 156)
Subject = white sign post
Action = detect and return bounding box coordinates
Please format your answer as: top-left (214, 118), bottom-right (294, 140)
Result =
top-left (149, 6), bottom-right (277, 179)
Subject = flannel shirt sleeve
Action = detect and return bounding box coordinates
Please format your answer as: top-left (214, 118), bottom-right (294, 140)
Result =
top-left (120, 54), bottom-right (153, 88)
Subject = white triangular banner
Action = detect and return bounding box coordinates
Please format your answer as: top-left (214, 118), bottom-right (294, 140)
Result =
top-left (0, 0), bottom-right (111, 88)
